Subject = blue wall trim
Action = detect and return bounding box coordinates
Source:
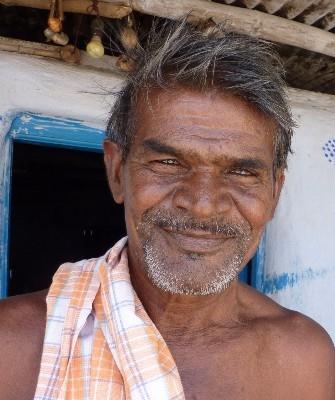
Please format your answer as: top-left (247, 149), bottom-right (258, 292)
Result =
top-left (0, 112), bottom-right (265, 297)
top-left (0, 112), bottom-right (105, 298)
top-left (0, 126), bottom-right (13, 298)
top-left (262, 267), bottom-right (328, 294)
top-left (251, 232), bottom-right (266, 291)
top-left (10, 113), bottom-right (105, 152)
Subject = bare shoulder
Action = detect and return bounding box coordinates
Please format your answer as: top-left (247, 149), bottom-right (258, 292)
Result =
top-left (0, 290), bottom-right (48, 400)
top-left (239, 283), bottom-right (335, 399)
top-left (271, 309), bottom-right (335, 399)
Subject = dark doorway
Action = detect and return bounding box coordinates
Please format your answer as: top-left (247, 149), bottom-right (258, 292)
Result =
top-left (9, 142), bottom-right (126, 296)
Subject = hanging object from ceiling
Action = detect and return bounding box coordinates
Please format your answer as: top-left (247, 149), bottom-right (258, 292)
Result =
top-left (116, 14), bottom-right (138, 72)
top-left (44, 0), bottom-right (69, 46)
top-left (120, 14), bottom-right (138, 52)
top-left (87, 18), bottom-right (105, 59)
top-left (86, 0), bottom-right (105, 59)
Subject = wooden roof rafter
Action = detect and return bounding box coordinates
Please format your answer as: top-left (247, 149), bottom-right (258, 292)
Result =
top-left (221, 0), bottom-right (335, 28)
top-left (321, 12), bottom-right (335, 31)
top-left (1, 0), bottom-right (335, 59)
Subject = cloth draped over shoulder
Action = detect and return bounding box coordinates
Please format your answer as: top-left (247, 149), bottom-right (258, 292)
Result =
top-left (34, 237), bottom-right (185, 400)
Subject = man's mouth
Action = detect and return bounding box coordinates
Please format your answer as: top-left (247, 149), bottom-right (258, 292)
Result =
top-left (160, 226), bottom-right (234, 255)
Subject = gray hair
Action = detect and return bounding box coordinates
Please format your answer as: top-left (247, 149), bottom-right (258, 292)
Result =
top-left (106, 18), bottom-right (294, 169)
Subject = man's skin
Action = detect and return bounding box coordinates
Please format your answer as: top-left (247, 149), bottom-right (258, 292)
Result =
top-left (1, 86), bottom-right (334, 400)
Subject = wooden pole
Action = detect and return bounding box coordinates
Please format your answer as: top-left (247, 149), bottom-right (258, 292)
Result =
top-left (129, 0), bottom-right (335, 58)
top-left (0, 0), bottom-right (132, 18)
top-left (0, 35), bottom-right (62, 59)
top-left (0, 36), bottom-right (120, 68)
top-left (1, 0), bottom-right (335, 58)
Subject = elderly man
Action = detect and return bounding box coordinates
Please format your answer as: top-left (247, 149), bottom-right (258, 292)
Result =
top-left (0, 19), bottom-right (334, 400)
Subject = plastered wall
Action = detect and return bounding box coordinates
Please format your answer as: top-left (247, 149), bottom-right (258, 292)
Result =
top-left (263, 90), bottom-right (335, 342)
top-left (1, 51), bottom-right (335, 341)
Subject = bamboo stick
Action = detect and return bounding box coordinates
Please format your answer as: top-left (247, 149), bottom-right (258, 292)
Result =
top-left (302, 2), bottom-right (335, 26)
top-left (1, 0), bottom-right (335, 58)
top-left (282, 0), bottom-right (315, 20)
top-left (0, 35), bottom-right (125, 72)
top-left (321, 12), bottom-right (335, 31)
top-left (129, 0), bottom-right (335, 58)
top-left (0, 0), bottom-right (132, 18)
top-left (0, 35), bottom-right (62, 59)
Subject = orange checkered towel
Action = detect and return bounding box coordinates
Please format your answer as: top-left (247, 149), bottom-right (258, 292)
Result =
top-left (34, 237), bottom-right (185, 400)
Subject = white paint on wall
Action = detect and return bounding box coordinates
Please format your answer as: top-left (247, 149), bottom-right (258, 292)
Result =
top-left (0, 51), bottom-right (123, 128)
top-left (264, 90), bottom-right (335, 342)
top-left (1, 51), bottom-right (335, 342)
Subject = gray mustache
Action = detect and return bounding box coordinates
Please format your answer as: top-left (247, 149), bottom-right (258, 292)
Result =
top-left (142, 210), bottom-right (250, 237)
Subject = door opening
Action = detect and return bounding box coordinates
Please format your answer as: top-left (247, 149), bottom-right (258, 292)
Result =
top-left (9, 142), bottom-right (126, 296)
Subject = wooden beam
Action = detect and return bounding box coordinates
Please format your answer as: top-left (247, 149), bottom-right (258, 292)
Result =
top-left (129, 0), bottom-right (335, 58)
top-left (271, 0), bottom-right (314, 19)
top-left (0, 35), bottom-right (62, 59)
top-left (261, 0), bottom-right (288, 14)
top-left (0, 0), bottom-right (132, 18)
top-left (0, 35), bottom-right (123, 73)
top-left (301, 1), bottom-right (335, 25)
top-left (321, 12), bottom-right (335, 31)
top-left (2, 0), bottom-right (335, 58)
top-left (242, 0), bottom-right (262, 9)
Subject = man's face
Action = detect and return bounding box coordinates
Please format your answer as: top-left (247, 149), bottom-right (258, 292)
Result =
top-left (104, 86), bottom-right (284, 295)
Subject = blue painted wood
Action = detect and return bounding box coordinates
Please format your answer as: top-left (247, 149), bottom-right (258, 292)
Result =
top-left (0, 112), bottom-right (105, 298)
top-left (0, 111), bottom-right (263, 296)
top-left (11, 113), bottom-right (105, 152)
top-left (238, 267), bottom-right (249, 284)
top-left (251, 232), bottom-right (266, 290)
top-left (0, 117), bottom-right (14, 299)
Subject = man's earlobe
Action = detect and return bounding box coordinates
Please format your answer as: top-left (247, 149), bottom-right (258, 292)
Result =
top-left (103, 140), bottom-right (125, 204)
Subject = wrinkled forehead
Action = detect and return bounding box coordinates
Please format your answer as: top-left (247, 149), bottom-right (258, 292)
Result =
top-left (131, 85), bottom-right (277, 157)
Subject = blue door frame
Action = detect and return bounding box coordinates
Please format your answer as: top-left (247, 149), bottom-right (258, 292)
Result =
top-left (0, 112), bottom-right (264, 298)
top-left (0, 112), bottom-right (105, 298)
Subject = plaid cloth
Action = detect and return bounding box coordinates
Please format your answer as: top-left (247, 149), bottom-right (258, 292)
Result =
top-left (34, 237), bottom-right (185, 400)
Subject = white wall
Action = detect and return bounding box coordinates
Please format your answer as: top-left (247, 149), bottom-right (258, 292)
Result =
top-left (264, 89), bottom-right (335, 342)
top-left (1, 51), bottom-right (335, 341)
top-left (0, 51), bottom-right (123, 126)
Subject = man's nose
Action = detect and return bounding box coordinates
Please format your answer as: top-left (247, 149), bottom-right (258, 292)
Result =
top-left (172, 172), bottom-right (233, 219)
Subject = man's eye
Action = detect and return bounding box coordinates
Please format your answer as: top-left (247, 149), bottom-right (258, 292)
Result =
top-left (230, 169), bottom-right (253, 176)
top-left (149, 159), bottom-right (184, 175)
top-left (157, 159), bottom-right (179, 165)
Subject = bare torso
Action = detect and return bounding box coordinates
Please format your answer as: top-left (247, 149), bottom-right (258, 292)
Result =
top-left (0, 284), bottom-right (334, 400)
top-left (0, 290), bottom-right (47, 400)
top-left (163, 283), bottom-right (335, 400)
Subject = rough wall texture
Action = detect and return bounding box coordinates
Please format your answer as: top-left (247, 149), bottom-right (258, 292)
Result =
top-left (264, 90), bottom-right (335, 342)
top-left (0, 51), bottom-right (334, 341)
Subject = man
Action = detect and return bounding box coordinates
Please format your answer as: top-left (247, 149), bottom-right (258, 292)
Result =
top-left (0, 19), bottom-right (334, 400)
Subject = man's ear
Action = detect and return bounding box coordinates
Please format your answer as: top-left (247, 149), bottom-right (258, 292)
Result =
top-left (103, 140), bottom-right (124, 204)
top-left (270, 168), bottom-right (285, 219)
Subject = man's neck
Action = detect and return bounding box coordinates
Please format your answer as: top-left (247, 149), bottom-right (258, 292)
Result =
top-left (128, 257), bottom-right (242, 340)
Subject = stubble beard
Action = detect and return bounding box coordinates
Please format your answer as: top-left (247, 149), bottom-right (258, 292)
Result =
top-left (137, 208), bottom-right (252, 296)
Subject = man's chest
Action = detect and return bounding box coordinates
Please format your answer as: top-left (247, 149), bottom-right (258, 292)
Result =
top-left (170, 341), bottom-right (285, 400)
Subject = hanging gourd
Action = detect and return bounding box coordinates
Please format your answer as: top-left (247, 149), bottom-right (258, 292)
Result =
top-left (86, 18), bottom-right (105, 59)
top-left (120, 15), bottom-right (138, 52)
top-left (44, 0), bottom-right (69, 46)
top-left (116, 54), bottom-right (136, 72)
top-left (60, 45), bottom-right (81, 64)
top-left (115, 14), bottom-right (138, 72)
top-left (48, 0), bottom-right (62, 32)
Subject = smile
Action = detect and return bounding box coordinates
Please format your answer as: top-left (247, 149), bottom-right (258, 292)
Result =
top-left (161, 227), bottom-right (234, 255)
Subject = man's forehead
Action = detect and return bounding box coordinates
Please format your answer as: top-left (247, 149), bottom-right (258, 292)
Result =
top-left (132, 91), bottom-right (274, 164)
top-left (135, 85), bottom-right (277, 140)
